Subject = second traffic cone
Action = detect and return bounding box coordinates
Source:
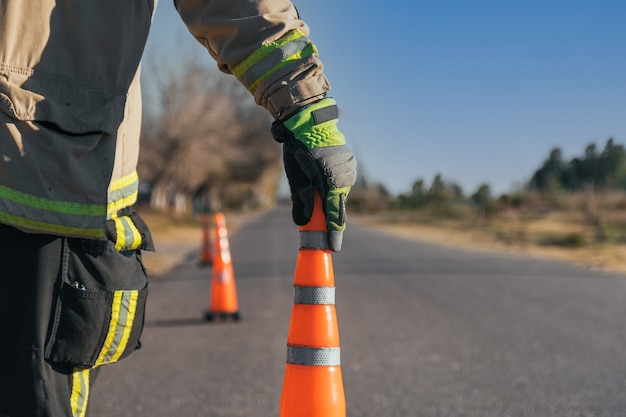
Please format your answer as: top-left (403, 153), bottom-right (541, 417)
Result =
top-left (204, 212), bottom-right (240, 322)
top-left (280, 191), bottom-right (346, 417)
top-left (199, 213), bottom-right (214, 267)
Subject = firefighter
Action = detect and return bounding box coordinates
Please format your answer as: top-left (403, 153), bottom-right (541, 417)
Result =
top-left (0, 1), bottom-right (356, 416)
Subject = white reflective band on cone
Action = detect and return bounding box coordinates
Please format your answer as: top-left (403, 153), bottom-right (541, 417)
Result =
top-left (287, 346), bottom-right (341, 366)
top-left (300, 230), bottom-right (329, 250)
top-left (294, 286), bottom-right (335, 305)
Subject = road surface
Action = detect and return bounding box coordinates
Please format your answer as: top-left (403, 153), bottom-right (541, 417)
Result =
top-left (89, 205), bottom-right (626, 417)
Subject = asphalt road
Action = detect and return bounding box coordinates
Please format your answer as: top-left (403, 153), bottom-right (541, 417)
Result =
top-left (89, 205), bottom-right (626, 417)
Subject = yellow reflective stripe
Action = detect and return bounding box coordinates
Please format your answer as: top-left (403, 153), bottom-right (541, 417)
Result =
top-left (108, 171), bottom-right (139, 217)
top-left (247, 43), bottom-right (315, 94)
top-left (107, 192), bottom-right (138, 217)
top-left (113, 216), bottom-right (142, 251)
top-left (110, 171), bottom-right (139, 192)
top-left (114, 217), bottom-right (126, 251)
top-left (109, 172), bottom-right (143, 250)
top-left (123, 216), bottom-right (142, 251)
top-left (233, 29), bottom-right (317, 94)
top-left (109, 291), bottom-right (139, 363)
top-left (94, 291), bottom-right (123, 366)
top-left (94, 290), bottom-right (139, 367)
top-left (70, 368), bottom-right (91, 417)
top-left (0, 210), bottom-right (104, 238)
top-left (233, 29), bottom-right (305, 77)
top-left (0, 185), bottom-right (105, 216)
top-left (0, 184), bottom-right (106, 236)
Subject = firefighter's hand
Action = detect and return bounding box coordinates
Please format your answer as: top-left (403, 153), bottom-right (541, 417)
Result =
top-left (271, 98), bottom-right (357, 252)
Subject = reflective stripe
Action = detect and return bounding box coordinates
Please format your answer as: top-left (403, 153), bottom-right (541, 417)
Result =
top-left (107, 171), bottom-right (139, 217)
top-left (0, 210), bottom-right (104, 237)
top-left (0, 185), bottom-right (105, 237)
top-left (287, 346), bottom-right (341, 366)
top-left (94, 290), bottom-right (139, 366)
top-left (0, 170), bottom-right (139, 237)
top-left (233, 29), bottom-right (317, 95)
top-left (294, 286), bottom-right (335, 305)
top-left (300, 230), bottom-right (329, 250)
top-left (0, 185), bottom-right (105, 216)
top-left (92, 170), bottom-right (141, 240)
top-left (70, 368), bottom-right (91, 417)
top-left (113, 215), bottom-right (142, 251)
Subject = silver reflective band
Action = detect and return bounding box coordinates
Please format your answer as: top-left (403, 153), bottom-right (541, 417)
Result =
top-left (294, 286), bottom-right (335, 305)
top-left (237, 36), bottom-right (311, 92)
top-left (287, 346), bottom-right (341, 366)
top-left (300, 231), bottom-right (329, 250)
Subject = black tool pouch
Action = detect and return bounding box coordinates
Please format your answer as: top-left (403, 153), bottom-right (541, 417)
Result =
top-left (45, 238), bottom-right (148, 369)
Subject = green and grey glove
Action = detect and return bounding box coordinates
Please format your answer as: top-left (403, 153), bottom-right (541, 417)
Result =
top-left (271, 97), bottom-right (357, 252)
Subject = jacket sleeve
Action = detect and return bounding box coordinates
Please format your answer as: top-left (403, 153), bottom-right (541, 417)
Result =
top-left (174, 0), bottom-right (331, 119)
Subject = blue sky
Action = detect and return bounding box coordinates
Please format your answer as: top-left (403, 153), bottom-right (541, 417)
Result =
top-left (145, 1), bottom-right (626, 196)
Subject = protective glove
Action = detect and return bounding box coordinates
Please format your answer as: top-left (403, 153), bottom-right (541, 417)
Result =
top-left (271, 97), bottom-right (357, 252)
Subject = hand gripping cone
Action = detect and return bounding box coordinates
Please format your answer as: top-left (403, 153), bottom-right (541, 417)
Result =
top-left (280, 192), bottom-right (346, 417)
top-left (204, 212), bottom-right (240, 322)
top-left (199, 213), bottom-right (214, 267)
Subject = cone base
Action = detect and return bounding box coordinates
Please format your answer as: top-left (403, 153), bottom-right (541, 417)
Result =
top-left (280, 364), bottom-right (346, 417)
top-left (204, 310), bottom-right (241, 322)
top-left (208, 297), bottom-right (239, 315)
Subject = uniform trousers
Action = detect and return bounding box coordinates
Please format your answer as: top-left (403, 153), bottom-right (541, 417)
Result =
top-left (0, 224), bottom-right (148, 417)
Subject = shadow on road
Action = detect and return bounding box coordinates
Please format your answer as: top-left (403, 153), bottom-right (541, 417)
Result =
top-left (143, 317), bottom-right (212, 328)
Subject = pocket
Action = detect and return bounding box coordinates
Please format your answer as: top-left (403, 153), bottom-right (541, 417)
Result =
top-left (45, 239), bottom-right (149, 369)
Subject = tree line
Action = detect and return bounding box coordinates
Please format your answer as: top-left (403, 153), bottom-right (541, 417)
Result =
top-left (530, 138), bottom-right (625, 192)
top-left (349, 137), bottom-right (625, 217)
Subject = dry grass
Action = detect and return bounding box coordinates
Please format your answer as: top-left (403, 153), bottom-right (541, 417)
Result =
top-left (137, 208), bottom-right (266, 276)
top-left (364, 220), bottom-right (626, 274)
top-left (137, 209), bottom-right (204, 276)
top-left (354, 191), bottom-right (626, 275)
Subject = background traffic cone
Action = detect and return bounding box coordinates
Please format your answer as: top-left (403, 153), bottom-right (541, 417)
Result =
top-left (204, 212), bottom-right (240, 322)
top-left (199, 213), bottom-right (214, 267)
top-left (280, 192), bottom-right (346, 417)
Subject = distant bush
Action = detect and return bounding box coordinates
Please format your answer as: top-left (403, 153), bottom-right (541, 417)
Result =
top-left (538, 233), bottom-right (586, 248)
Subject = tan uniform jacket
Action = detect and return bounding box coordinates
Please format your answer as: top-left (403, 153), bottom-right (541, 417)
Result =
top-left (0, 0), bottom-right (329, 243)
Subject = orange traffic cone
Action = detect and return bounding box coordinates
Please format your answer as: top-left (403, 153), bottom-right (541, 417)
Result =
top-left (204, 212), bottom-right (240, 322)
top-left (280, 192), bottom-right (346, 417)
top-left (199, 213), bottom-right (214, 267)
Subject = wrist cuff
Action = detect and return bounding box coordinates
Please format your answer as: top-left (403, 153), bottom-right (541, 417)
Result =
top-left (264, 75), bottom-right (330, 119)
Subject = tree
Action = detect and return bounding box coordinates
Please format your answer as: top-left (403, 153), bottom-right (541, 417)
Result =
top-left (471, 183), bottom-right (493, 218)
top-left (426, 174), bottom-right (447, 208)
top-left (581, 143), bottom-right (599, 191)
top-left (530, 147), bottom-right (565, 191)
top-left (529, 139), bottom-right (626, 193)
top-left (397, 179), bottom-right (426, 209)
top-left (138, 54), bottom-right (281, 213)
top-left (599, 137), bottom-right (626, 188)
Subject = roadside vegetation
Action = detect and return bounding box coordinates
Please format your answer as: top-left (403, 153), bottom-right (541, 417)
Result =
top-left (349, 138), bottom-right (626, 273)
